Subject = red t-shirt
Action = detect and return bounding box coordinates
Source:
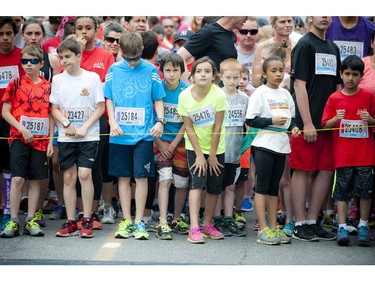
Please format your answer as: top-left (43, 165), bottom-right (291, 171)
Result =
top-left (2, 75), bottom-right (51, 151)
top-left (0, 47), bottom-right (25, 117)
top-left (81, 47), bottom-right (115, 82)
top-left (322, 89), bottom-right (375, 168)
top-left (42, 37), bottom-right (61, 55)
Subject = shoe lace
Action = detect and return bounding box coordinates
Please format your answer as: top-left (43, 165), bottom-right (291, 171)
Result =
top-left (264, 227), bottom-right (277, 238)
top-left (34, 210), bottom-right (44, 220)
top-left (274, 227), bottom-right (286, 237)
top-left (5, 221), bottom-right (18, 230)
top-left (176, 218), bottom-right (188, 228)
top-left (82, 218), bottom-right (92, 229)
top-left (26, 219), bottom-right (41, 229)
top-left (359, 226), bottom-right (369, 235)
top-left (60, 221), bottom-right (74, 229)
top-left (75, 214), bottom-right (83, 222)
top-left (91, 212), bottom-right (100, 221)
top-left (159, 217), bottom-right (171, 232)
top-left (135, 220), bottom-right (146, 232)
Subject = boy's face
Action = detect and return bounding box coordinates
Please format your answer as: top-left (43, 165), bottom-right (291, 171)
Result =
top-left (238, 72), bottom-right (249, 92)
top-left (0, 23), bottom-right (15, 53)
top-left (163, 62), bottom-right (181, 88)
top-left (340, 68), bottom-right (362, 91)
top-left (21, 54), bottom-right (43, 76)
top-left (58, 49), bottom-right (81, 72)
top-left (220, 70), bottom-right (241, 91)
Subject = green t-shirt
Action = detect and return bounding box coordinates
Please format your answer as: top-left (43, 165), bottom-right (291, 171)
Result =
top-left (177, 84), bottom-right (227, 154)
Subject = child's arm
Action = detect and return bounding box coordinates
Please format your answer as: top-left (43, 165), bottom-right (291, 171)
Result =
top-left (47, 114), bottom-right (55, 157)
top-left (155, 124), bottom-right (185, 160)
top-left (106, 99), bottom-right (123, 136)
top-left (150, 99), bottom-right (164, 138)
top-left (183, 116), bottom-right (207, 177)
top-left (51, 104), bottom-right (76, 137)
top-left (323, 109), bottom-right (345, 128)
top-left (75, 102), bottom-right (105, 138)
top-left (207, 110), bottom-right (225, 177)
top-left (2, 102), bottom-right (33, 143)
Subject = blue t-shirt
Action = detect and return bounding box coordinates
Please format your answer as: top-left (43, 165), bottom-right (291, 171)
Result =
top-left (161, 80), bottom-right (190, 142)
top-left (104, 60), bottom-right (166, 145)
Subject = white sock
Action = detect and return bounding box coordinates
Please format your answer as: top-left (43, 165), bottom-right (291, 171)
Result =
top-left (358, 219), bottom-right (368, 228)
top-left (295, 221), bottom-right (304, 227)
top-left (306, 220), bottom-right (316, 225)
top-left (339, 223), bottom-right (347, 230)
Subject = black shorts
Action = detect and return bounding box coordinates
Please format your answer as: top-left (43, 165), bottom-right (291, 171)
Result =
top-left (222, 163), bottom-right (240, 190)
top-left (236, 168), bottom-right (249, 184)
top-left (333, 167), bottom-right (373, 202)
top-left (186, 150), bottom-right (224, 195)
top-left (58, 141), bottom-right (99, 171)
top-left (9, 140), bottom-right (48, 180)
top-left (0, 118), bottom-right (10, 171)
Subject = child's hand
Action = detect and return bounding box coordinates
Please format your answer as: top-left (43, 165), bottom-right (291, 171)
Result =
top-left (191, 155), bottom-right (207, 177)
top-left (75, 126), bottom-right (87, 138)
top-left (207, 155), bottom-right (223, 176)
top-left (150, 123), bottom-right (164, 138)
top-left (20, 127), bottom-right (34, 143)
top-left (359, 110), bottom-right (373, 123)
top-left (291, 127), bottom-right (301, 138)
top-left (46, 142), bottom-right (54, 158)
top-left (109, 121), bottom-right (123, 136)
top-left (156, 140), bottom-right (172, 160)
top-left (64, 125), bottom-right (76, 138)
top-left (272, 116), bottom-right (288, 126)
top-left (76, 36), bottom-right (87, 51)
top-left (336, 109), bottom-right (345, 121)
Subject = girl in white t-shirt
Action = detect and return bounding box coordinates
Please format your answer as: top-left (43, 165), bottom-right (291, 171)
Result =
top-left (245, 56), bottom-right (300, 245)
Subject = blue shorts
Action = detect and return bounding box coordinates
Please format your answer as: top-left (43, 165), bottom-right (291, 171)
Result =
top-left (108, 140), bottom-right (155, 178)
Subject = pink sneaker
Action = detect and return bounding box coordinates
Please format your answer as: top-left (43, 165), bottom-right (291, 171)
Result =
top-left (187, 226), bottom-right (205, 244)
top-left (201, 223), bottom-right (224, 240)
top-left (348, 205), bottom-right (359, 219)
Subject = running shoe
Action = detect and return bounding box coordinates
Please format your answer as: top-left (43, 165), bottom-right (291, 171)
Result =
top-left (253, 220), bottom-right (260, 231)
top-left (170, 217), bottom-right (189, 235)
top-left (309, 223), bottom-right (336, 240)
top-left (43, 198), bottom-right (58, 214)
top-left (33, 209), bottom-right (46, 227)
top-left (256, 227), bottom-right (280, 245)
top-left (201, 222), bottom-right (224, 240)
top-left (115, 219), bottom-right (133, 239)
top-left (357, 225), bottom-right (370, 245)
top-left (241, 198), bottom-right (253, 212)
top-left (49, 204), bottom-right (67, 220)
top-left (292, 224), bottom-right (319, 242)
top-left (221, 217), bottom-right (246, 237)
top-left (322, 214), bottom-right (335, 228)
top-left (91, 211), bottom-right (103, 230)
top-left (101, 205), bottom-right (116, 224)
top-left (274, 226), bottom-right (291, 244)
top-left (0, 221), bottom-right (20, 238)
top-left (156, 217), bottom-right (173, 240)
top-left (76, 213), bottom-right (84, 229)
top-left (80, 217), bottom-right (94, 238)
top-left (55, 220), bottom-right (79, 237)
top-left (348, 205), bottom-right (359, 219)
top-left (233, 210), bottom-right (247, 224)
top-left (145, 218), bottom-right (158, 233)
top-left (337, 226), bottom-right (350, 246)
top-left (23, 218), bottom-right (44, 236)
top-left (133, 220), bottom-right (149, 240)
top-left (282, 220), bottom-right (295, 237)
top-left (1, 214), bottom-right (11, 231)
top-left (187, 226), bottom-right (205, 244)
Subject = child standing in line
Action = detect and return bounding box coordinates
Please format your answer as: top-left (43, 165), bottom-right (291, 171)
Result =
top-left (0, 45), bottom-right (54, 238)
top-left (153, 53), bottom-right (191, 240)
top-left (245, 56), bottom-right (300, 245)
top-left (104, 32), bottom-right (165, 240)
top-left (177, 56), bottom-right (227, 244)
top-left (51, 38), bottom-right (105, 238)
top-left (213, 58), bottom-right (248, 237)
top-left (322, 55), bottom-right (375, 246)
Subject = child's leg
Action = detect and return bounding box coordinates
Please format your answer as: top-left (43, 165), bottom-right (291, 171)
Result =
top-left (173, 187), bottom-right (187, 220)
top-left (254, 193), bottom-right (267, 229)
top-left (62, 165), bottom-right (78, 220)
top-left (118, 177), bottom-right (132, 220)
top-left (27, 179), bottom-right (42, 218)
top-left (78, 167), bottom-right (94, 218)
top-left (189, 188), bottom-right (202, 228)
top-left (359, 198), bottom-right (371, 222)
top-left (280, 158), bottom-right (293, 222)
top-left (224, 184), bottom-right (235, 217)
top-left (52, 146), bottom-right (64, 205)
top-left (10, 176), bottom-right (25, 219)
top-left (158, 179), bottom-right (172, 220)
top-left (336, 200), bottom-right (348, 225)
top-left (267, 195), bottom-right (279, 230)
top-left (134, 178), bottom-right (148, 222)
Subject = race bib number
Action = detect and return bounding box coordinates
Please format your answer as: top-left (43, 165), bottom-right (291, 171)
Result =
top-left (63, 107), bottom-right (90, 125)
top-left (115, 107), bottom-right (145, 126)
top-left (0, 66), bottom-right (19, 89)
top-left (188, 104), bottom-right (215, 127)
top-left (315, 53), bottom-right (337, 76)
top-left (334, 40), bottom-right (363, 60)
top-left (164, 103), bottom-right (182, 123)
top-left (20, 116), bottom-right (49, 136)
top-left (339, 119), bottom-right (368, 138)
top-left (224, 104), bottom-right (246, 127)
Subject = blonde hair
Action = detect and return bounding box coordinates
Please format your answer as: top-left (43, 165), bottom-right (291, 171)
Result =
top-left (219, 58), bottom-right (242, 75)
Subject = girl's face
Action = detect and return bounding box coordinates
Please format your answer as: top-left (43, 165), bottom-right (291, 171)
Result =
top-left (264, 60), bottom-right (284, 89)
top-left (163, 62), bottom-right (181, 88)
top-left (22, 23), bottom-right (44, 46)
top-left (191, 61), bottom-right (214, 87)
top-left (75, 17), bottom-right (97, 43)
top-left (102, 31), bottom-right (122, 55)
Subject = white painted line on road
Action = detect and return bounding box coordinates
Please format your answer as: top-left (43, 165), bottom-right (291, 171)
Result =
top-left (102, 242), bottom-right (121, 249)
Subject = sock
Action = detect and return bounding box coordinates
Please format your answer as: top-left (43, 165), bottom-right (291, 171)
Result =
top-left (143, 216), bottom-right (151, 222)
top-left (358, 219), bottom-right (368, 228)
top-left (338, 223), bottom-right (347, 230)
top-left (326, 209), bottom-right (335, 215)
top-left (306, 220), bottom-right (316, 225)
top-left (11, 218), bottom-right (19, 223)
top-left (26, 216), bottom-right (33, 222)
top-left (295, 221), bottom-right (304, 227)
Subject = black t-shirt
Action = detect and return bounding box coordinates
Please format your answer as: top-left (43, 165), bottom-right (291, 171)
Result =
top-left (40, 51), bottom-right (52, 82)
top-left (290, 32), bottom-right (342, 129)
top-left (183, 22), bottom-right (237, 71)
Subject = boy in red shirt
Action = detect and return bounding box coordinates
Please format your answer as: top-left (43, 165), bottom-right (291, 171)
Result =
top-left (0, 45), bottom-right (54, 238)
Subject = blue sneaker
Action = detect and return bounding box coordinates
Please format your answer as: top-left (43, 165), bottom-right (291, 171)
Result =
top-left (1, 214), bottom-right (11, 231)
top-left (133, 220), bottom-right (149, 240)
top-left (337, 227), bottom-right (350, 246)
top-left (241, 198), bottom-right (253, 212)
top-left (283, 220), bottom-right (295, 237)
top-left (49, 204), bottom-right (67, 220)
top-left (357, 225), bottom-right (370, 245)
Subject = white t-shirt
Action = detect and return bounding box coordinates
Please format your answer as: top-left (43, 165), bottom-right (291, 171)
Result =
top-left (50, 69), bottom-right (104, 142)
top-left (245, 84), bottom-right (295, 154)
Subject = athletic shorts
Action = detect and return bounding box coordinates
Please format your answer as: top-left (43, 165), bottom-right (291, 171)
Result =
top-left (108, 140), bottom-right (155, 178)
top-left (58, 141), bottom-right (99, 171)
top-left (289, 132), bottom-right (334, 172)
top-left (186, 150), bottom-right (224, 195)
top-left (0, 118), bottom-right (10, 170)
top-left (10, 140), bottom-right (48, 180)
top-left (222, 163), bottom-right (240, 190)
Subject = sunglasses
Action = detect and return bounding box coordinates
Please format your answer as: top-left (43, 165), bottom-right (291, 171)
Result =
top-left (21, 58), bottom-right (41, 65)
top-left (105, 36), bottom-right (120, 44)
top-left (122, 55), bottom-right (142, 62)
top-left (163, 25), bottom-right (174, 28)
top-left (239, 29), bottom-right (259, 35)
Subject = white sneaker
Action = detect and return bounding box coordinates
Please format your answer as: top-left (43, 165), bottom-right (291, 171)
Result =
top-left (101, 205), bottom-right (115, 224)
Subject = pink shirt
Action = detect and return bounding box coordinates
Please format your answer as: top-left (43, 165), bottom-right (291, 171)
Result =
top-left (359, 56), bottom-right (375, 95)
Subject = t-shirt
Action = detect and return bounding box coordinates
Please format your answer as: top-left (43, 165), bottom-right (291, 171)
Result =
top-left (0, 47), bottom-right (25, 117)
top-left (104, 60), bottom-right (166, 145)
top-left (359, 56), bottom-right (375, 95)
top-left (50, 69), bottom-right (104, 142)
top-left (290, 32), bottom-right (342, 129)
top-left (183, 23), bottom-right (237, 71)
top-left (246, 84), bottom-right (295, 154)
top-left (42, 37), bottom-right (61, 55)
top-left (177, 84), bottom-right (227, 154)
top-left (81, 47), bottom-right (115, 82)
top-left (322, 89), bottom-right (375, 168)
top-left (326, 17), bottom-right (375, 60)
top-left (2, 75), bottom-right (51, 151)
top-left (224, 90), bottom-right (248, 164)
top-left (161, 80), bottom-right (190, 142)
